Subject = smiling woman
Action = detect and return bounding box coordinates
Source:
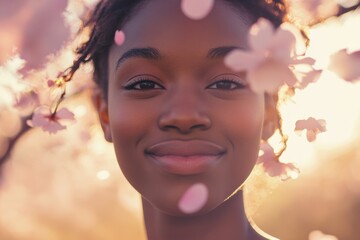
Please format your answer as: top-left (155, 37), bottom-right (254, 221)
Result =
top-left (58, 0), bottom-right (289, 239)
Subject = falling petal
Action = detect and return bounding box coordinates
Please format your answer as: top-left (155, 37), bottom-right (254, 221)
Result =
top-left (178, 183), bottom-right (208, 214)
top-left (114, 30), bottom-right (125, 46)
top-left (181, 0), bottom-right (215, 20)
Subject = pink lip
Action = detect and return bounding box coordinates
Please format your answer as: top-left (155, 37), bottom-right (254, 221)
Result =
top-left (145, 140), bottom-right (226, 175)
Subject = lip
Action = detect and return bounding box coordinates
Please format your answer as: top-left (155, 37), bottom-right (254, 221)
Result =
top-left (145, 140), bottom-right (226, 175)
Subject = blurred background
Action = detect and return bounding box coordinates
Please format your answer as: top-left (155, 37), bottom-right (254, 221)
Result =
top-left (0, 0), bottom-right (359, 239)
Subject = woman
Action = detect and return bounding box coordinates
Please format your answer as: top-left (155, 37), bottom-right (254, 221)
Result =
top-left (67, 0), bottom-right (288, 239)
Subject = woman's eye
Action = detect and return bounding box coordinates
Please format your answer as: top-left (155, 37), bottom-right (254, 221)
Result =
top-left (123, 80), bottom-right (164, 90)
top-left (207, 79), bottom-right (246, 90)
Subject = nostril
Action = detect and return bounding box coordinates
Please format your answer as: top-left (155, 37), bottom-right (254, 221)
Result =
top-left (158, 112), bottom-right (211, 133)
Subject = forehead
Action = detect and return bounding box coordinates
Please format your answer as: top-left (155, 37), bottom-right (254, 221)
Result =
top-left (114, 0), bottom-right (253, 52)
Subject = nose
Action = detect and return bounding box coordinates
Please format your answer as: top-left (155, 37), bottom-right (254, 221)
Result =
top-left (158, 91), bottom-right (211, 134)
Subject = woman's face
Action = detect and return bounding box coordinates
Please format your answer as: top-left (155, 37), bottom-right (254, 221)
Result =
top-left (100, 0), bottom-right (265, 215)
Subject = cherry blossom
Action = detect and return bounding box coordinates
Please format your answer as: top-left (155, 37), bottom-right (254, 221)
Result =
top-left (257, 142), bottom-right (300, 181)
top-left (114, 30), bottom-right (125, 46)
top-left (28, 107), bottom-right (75, 134)
top-left (309, 230), bottom-right (338, 240)
top-left (181, 0), bottom-right (214, 20)
top-left (295, 117), bottom-right (327, 142)
top-left (328, 49), bottom-right (360, 82)
top-left (224, 18), bottom-right (315, 93)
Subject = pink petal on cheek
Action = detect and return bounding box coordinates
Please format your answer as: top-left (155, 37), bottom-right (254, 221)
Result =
top-left (114, 30), bottom-right (125, 46)
top-left (178, 183), bottom-right (208, 214)
top-left (181, 0), bottom-right (214, 20)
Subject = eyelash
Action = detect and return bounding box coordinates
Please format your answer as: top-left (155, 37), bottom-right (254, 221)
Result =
top-left (122, 77), bottom-right (247, 90)
top-left (207, 78), bottom-right (247, 90)
top-left (122, 77), bottom-right (164, 90)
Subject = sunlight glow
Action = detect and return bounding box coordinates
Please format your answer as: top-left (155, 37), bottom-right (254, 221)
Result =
top-left (279, 10), bottom-right (360, 169)
top-left (96, 170), bottom-right (110, 180)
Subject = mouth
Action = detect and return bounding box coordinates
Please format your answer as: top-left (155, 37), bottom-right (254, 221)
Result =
top-left (145, 140), bottom-right (226, 175)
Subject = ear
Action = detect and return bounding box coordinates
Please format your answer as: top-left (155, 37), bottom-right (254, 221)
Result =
top-left (92, 88), bottom-right (113, 142)
top-left (262, 93), bottom-right (279, 141)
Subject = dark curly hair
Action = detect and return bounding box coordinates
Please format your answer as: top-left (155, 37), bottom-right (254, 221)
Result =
top-left (64, 0), bottom-right (288, 147)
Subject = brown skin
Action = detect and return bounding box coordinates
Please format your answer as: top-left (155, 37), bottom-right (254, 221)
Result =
top-left (95, 0), bottom-right (278, 239)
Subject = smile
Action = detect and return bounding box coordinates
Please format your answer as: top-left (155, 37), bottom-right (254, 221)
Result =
top-left (145, 140), bottom-right (226, 175)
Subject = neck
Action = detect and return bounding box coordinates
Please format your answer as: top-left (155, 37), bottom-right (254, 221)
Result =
top-left (142, 191), bottom-right (255, 240)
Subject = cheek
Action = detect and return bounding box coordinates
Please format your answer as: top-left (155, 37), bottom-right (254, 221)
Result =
top-left (209, 97), bottom-right (264, 194)
top-left (107, 99), bottom-right (156, 182)
top-left (218, 96), bottom-right (264, 141)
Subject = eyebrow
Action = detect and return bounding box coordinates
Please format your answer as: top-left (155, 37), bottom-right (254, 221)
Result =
top-left (116, 46), bottom-right (241, 69)
top-left (207, 46), bottom-right (240, 59)
top-left (116, 47), bottom-right (161, 69)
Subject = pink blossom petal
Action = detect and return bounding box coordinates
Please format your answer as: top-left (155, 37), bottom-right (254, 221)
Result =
top-left (257, 142), bottom-right (300, 181)
top-left (30, 110), bottom-right (66, 134)
top-left (297, 69), bottom-right (322, 89)
top-left (295, 117), bottom-right (327, 142)
top-left (270, 28), bottom-right (296, 64)
top-left (248, 60), bottom-right (297, 93)
top-left (47, 80), bottom-right (55, 87)
top-left (181, 0), bottom-right (214, 20)
top-left (114, 30), bottom-right (125, 46)
top-left (31, 111), bottom-right (50, 127)
top-left (328, 49), bottom-right (360, 82)
top-left (306, 130), bottom-right (317, 142)
top-left (295, 117), bottom-right (326, 131)
top-left (41, 120), bottom-right (67, 134)
top-left (291, 56), bottom-right (316, 66)
top-left (28, 107), bottom-right (75, 134)
top-left (249, 18), bottom-right (275, 51)
top-left (56, 108), bottom-right (75, 121)
top-left (224, 49), bottom-right (264, 72)
top-left (279, 22), bottom-right (307, 55)
top-left (178, 183), bottom-right (208, 214)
